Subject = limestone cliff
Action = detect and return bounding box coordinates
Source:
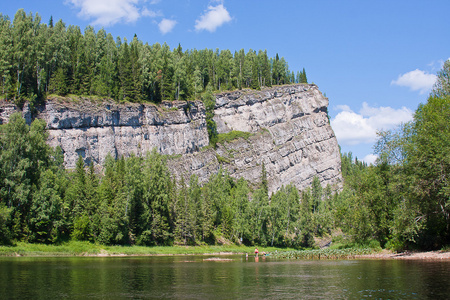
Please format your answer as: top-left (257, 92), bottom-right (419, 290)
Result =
top-left (168, 84), bottom-right (342, 193)
top-left (0, 84), bottom-right (342, 193)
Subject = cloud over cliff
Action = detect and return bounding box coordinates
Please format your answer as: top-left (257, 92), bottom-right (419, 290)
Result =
top-left (331, 102), bottom-right (413, 146)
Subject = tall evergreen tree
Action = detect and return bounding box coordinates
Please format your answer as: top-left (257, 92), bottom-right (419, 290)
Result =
top-left (203, 83), bottom-right (218, 146)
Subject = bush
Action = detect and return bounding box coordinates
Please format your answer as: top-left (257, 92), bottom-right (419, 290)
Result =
top-left (217, 131), bottom-right (252, 144)
top-left (385, 239), bottom-right (405, 252)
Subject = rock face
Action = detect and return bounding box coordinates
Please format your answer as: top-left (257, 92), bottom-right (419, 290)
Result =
top-left (0, 84), bottom-right (342, 193)
top-left (42, 100), bottom-right (208, 168)
top-left (168, 84), bottom-right (342, 193)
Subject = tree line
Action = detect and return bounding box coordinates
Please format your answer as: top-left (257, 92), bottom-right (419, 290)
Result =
top-left (334, 61), bottom-right (450, 250)
top-left (0, 9), bottom-right (308, 106)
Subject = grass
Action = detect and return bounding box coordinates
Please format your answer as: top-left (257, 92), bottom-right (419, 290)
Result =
top-left (441, 245), bottom-right (450, 252)
top-left (217, 131), bottom-right (252, 144)
top-left (0, 241), bottom-right (101, 256)
top-left (271, 247), bottom-right (380, 260)
top-left (165, 153), bottom-right (183, 160)
top-left (0, 241), bottom-right (384, 259)
top-left (0, 241), bottom-right (292, 257)
top-left (216, 154), bottom-right (230, 164)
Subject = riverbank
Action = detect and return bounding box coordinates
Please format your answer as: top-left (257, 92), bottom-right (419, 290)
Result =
top-left (260, 247), bottom-right (450, 261)
top-left (0, 241), bottom-right (287, 257)
top-left (356, 249), bottom-right (450, 260)
top-left (2, 242), bottom-right (449, 260)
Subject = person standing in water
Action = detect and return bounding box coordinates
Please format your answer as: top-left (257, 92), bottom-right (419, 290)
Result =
top-left (255, 248), bottom-right (259, 257)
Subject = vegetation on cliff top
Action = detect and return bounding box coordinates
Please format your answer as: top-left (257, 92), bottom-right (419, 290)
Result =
top-left (0, 9), bottom-right (308, 108)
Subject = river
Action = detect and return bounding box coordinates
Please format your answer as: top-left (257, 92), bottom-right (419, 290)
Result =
top-left (1, 255), bottom-right (449, 299)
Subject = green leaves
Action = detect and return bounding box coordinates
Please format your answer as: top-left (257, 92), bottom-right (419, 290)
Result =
top-left (431, 59), bottom-right (450, 98)
top-left (0, 113), bottom-right (55, 241)
top-left (1, 9), bottom-right (306, 103)
top-left (341, 89), bottom-right (450, 249)
top-left (202, 83), bottom-right (218, 146)
top-left (404, 95), bottom-right (450, 247)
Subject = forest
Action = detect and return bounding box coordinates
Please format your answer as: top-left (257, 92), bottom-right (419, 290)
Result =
top-left (0, 9), bottom-right (307, 107)
top-left (1, 9), bottom-right (449, 251)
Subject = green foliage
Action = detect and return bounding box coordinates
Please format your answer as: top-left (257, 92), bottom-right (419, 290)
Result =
top-left (0, 113), bottom-right (54, 241)
top-left (216, 154), bottom-right (230, 164)
top-left (0, 241), bottom-right (290, 256)
top-left (268, 185), bottom-right (300, 247)
top-left (0, 9), bottom-right (306, 104)
top-left (139, 149), bottom-right (174, 245)
top-left (261, 163), bottom-right (268, 196)
top-left (431, 59), bottom-right (450, 98)
top-left (216, 131), bottom-right (252, 144)
top-left (203, 83), bottom-right (218, 146)
top-left (29, 169), bottom-right (64, 243)
top-left (272, 247), bottom-right (379, 260)
top-left (403, 95), bottom-right (450, 248)
top-left (0, 203), bottom-right (12, 245)
top-left (296, 68), bottom-right (308, 84)
top-left (336, 76), bottom-right (450, 250)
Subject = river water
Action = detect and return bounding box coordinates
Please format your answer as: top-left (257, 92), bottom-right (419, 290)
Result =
top-left (1, 255), bottom-right (449, 299)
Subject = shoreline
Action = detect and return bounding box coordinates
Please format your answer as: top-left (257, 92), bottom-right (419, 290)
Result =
top-left (0, 242), bottom-right (277, 258)
top-left (356, 249), bottom-right (450, 260)
top-left (1, 242), bottom-right (449, 260)
top-left (5, 251), bottom-right (450, 260)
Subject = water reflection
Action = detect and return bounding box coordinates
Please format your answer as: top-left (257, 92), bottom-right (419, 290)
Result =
top-left (0, 256), bottom-right (449, 299)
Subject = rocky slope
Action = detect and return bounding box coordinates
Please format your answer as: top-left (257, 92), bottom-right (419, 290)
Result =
top-left (168, 84), bottom-right (342, 193)
top-left (0, 84), bottom-right (342, 193)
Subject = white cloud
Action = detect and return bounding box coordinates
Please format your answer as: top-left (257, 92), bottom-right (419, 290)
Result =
top-left (331, 102), bottom-right (413, 146)
top-left (362, 154), bottom-right (378, 165)
top-left (391, 69), bottom-right (437, 94)
top-left (331, 109), bottom-right (376, 145)
top-left (158, 18), bottom-right (177, 35)
top-left (142, 7), bottom-right (161, 18)
top-left (194, 4), bottom-right (232, 32)
top-left (68, 0), bottom-right (156, 26)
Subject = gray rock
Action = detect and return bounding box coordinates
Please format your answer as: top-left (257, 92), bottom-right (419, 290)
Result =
top-left (170, 84), bottom-right (342, 193)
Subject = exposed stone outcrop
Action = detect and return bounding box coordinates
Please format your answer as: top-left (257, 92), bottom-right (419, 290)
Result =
top-left (0, 84), bottom-right (342, 193)
top-left (168, 84), bottom-right (342, 193)
top-left (42, 99), bottom-right (208, 167)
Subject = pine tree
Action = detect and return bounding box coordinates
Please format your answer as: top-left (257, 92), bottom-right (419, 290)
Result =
top-left (203, 83), bottom-right (218, 146)
top-left (300, 68), bottom-right (308, 83)
top-left (118, 38), bottom-right (133, 101)
top-left (250, 61), bottom-right (260, 90)
top-left (261, 162), bottom-right (268, 196)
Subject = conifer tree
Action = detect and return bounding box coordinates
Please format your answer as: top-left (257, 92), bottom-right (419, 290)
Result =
top-left (250, 61), bottom-right (260, 90)
top-left (203, 83), bottom-right (218, 146)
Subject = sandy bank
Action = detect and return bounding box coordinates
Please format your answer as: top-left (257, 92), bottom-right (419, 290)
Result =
top-left (356, 250), bottom-right (450, 260)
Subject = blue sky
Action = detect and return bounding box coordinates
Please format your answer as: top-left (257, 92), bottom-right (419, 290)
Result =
top-left (2, 0), bottom-right (449, 163)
